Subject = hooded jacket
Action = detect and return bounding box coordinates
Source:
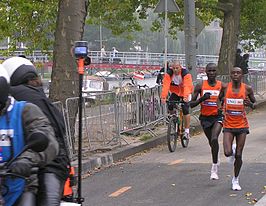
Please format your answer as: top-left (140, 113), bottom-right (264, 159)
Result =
top-left (10, 85), bottom-right (70, 181)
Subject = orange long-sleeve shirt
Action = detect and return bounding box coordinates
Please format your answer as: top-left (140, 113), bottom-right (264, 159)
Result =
top-left (161, 68), bottom-right (193, 99)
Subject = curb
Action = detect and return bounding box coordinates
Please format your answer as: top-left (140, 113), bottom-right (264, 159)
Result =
top-left (254, 194), bottom-right (266, 206)
top-left (73, 98), bottom-right (266, 175)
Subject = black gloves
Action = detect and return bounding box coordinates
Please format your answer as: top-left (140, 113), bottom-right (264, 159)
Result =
top-left (200, 92), bottom-right (211, 102)
top-left (9, 158), bottom-right (32, 177)
top-left (218, 108), bottom-right (223, 116)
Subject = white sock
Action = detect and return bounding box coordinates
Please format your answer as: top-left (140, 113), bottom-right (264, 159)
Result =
top-left (185, 128), bottom-right (189, 134)
top-left (211, 163), bottom-right (218, 172)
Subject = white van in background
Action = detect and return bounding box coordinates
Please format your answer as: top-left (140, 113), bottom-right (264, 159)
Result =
top-left (83, 75), bottom-right (109, 104)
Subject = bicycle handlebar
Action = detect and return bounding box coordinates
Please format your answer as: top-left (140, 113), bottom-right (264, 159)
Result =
top-left (138, 84), bottom-right (149, 89)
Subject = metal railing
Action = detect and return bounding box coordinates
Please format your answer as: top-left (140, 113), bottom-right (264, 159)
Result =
top-left (2, 50), bottom-right (266, 69)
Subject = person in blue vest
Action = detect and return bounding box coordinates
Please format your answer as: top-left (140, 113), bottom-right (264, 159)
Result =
top-left (0, 66), bottom-right (58, 206)
top-left (2, 57), bottom-right (70, 206)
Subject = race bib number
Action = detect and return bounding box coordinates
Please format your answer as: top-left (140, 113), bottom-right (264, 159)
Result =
top-left (203, 90), bottom-right (220, 96)
top-left (226, 98), bottom-right (244, 105)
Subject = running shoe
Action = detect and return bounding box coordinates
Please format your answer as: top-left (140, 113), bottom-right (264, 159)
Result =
top-left (183, 132), bottom-right (190, 140)
top-left (210, 163), bottom-right (219, 180)
top-left (232, 176), bottom-right (241, 191)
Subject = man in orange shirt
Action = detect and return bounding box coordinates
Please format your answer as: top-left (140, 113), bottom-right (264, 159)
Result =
top-left (190, 63), bottom-right (226, 180)
top-left (218, 67), bottom-right (256, 191)
top-left (161, 60), bottom-right (193, 139)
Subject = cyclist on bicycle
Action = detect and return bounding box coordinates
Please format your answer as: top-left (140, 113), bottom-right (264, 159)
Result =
top-left (190, 63), bottom-right (225, 180)
top-left (161, 60), bottom-right (193, 139)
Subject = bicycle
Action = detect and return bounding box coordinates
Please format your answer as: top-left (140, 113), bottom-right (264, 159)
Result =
top-left (166, 100), bottom-right (189, 152)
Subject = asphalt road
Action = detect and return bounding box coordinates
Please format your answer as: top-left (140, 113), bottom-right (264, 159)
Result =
top-left (81, 104), bottom-right (266, 206)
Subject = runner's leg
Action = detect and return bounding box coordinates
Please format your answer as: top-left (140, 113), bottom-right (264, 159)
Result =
top-left (211, 122), bottom-right (222, 164)
top-left (223, 132), bottom-right (234, 157)
top-left (234, 133), bottom-right (246, 178)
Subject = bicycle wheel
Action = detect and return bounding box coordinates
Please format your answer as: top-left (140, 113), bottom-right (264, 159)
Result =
top-left (180, 114), bottom-right (189, 148)
top-left (167, 116), bottom-right (178, 152)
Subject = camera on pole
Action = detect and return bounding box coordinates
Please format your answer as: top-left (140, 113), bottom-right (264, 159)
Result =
top-left (74, 40), bottom-right (88, 205)
top-left (74, 41), bottom-right (88, 58)
top-left (74, 41), bottom-right (91, 66)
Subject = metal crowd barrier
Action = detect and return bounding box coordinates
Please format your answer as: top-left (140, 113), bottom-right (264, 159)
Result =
top-left (116, 86), bottom-right (163, 135)
top-left (58, 86), bottom-right (164, 159)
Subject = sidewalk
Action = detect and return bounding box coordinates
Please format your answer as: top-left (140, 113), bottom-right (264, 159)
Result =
top-left (71, 94), bottom-right (266, 204)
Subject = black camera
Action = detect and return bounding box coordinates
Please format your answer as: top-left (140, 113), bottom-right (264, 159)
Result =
top-left (74, 41), bottom-right (88, 58)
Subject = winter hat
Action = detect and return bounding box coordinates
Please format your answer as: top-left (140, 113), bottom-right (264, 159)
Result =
top-left (2, 56), bottom-right (38, 86)
top-left (0, 65), bottom-right (10, 108)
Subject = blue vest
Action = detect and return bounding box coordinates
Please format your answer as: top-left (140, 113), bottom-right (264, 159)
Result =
top-left (0, 101), bottom-right (26, 206)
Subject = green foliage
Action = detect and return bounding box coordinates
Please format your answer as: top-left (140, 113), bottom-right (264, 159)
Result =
top-left (0, 0), bottom-right (57, 53)
top-left (240, 0), bottom-right (266, 50)
top-left (88, 0), bottom-right (144, 35)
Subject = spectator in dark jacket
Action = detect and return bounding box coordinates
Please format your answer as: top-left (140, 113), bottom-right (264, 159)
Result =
top-left (156, 62), bottom-right (170, 85)
top-left (2, 57), bottom-right (70, 206)
top-left (235, 49), bottom-right (243, 68)
top-left (240, 53), bottom-right (250, 84)
top-left (240, 53), bottom-right (250, 75)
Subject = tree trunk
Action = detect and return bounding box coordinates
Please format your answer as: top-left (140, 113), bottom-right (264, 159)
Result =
top-left (49, 0), bottom-right (89, 141)
top-left (218, 0), bottom-right (241, 74)
top-left (50, 0), bottom-right (89, 103)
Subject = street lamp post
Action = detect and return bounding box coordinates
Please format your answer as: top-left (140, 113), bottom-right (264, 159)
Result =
top-left (164, 0), bottom-right (168, 74)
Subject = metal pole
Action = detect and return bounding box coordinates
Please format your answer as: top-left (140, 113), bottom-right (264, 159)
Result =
top-left (77, 58), bottom-right (85, 205)
top-left (164, 0), bottom-right (168, 121)
top-left (100, 16), bottom-right (103, 50)
top-left (184, 0), bottom-right (197, 81)
top-left (164, 0), bottom-right (168, 73)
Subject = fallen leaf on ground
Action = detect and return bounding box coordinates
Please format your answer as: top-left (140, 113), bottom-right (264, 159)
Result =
top-left (245, 192), bottom-right (253, 197)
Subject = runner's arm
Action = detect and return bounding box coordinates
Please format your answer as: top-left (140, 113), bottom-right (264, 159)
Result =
top-left (189, 82), bottom-right (202, 108)
top-left (245, 85), bottom-right (257, 109)
top-left (217, 82), bottom-right (227, 110)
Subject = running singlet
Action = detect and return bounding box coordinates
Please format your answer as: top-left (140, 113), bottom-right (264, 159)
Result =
top-left (223, 82), bottom-right (249, 129)
top-left (200, 80), bottom-right (222, 116)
